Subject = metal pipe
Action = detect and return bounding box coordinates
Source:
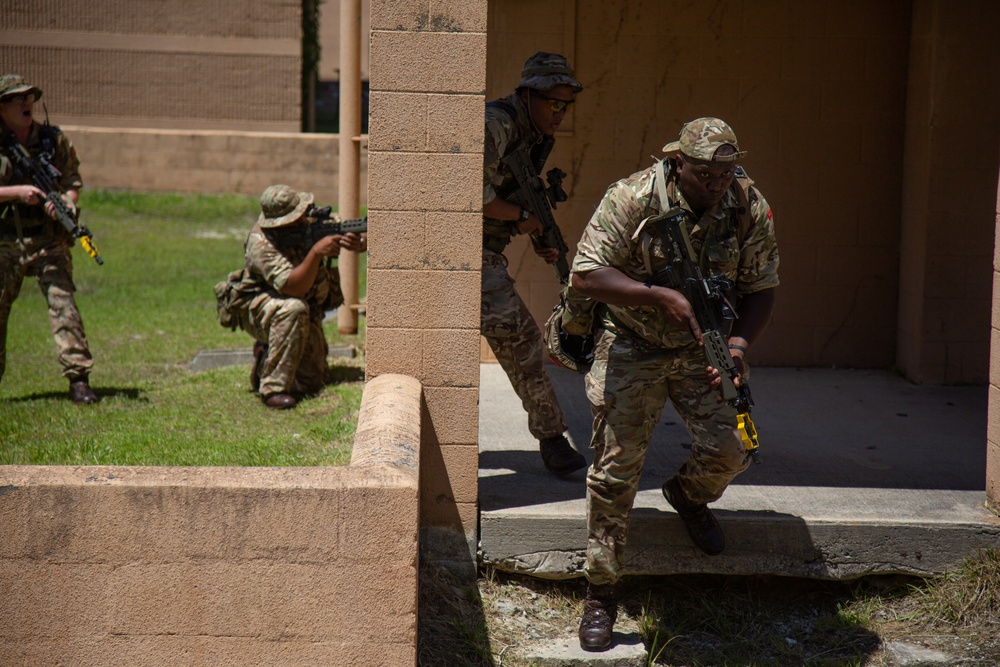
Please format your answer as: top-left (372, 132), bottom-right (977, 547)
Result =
top-left (337, 0), bottom-right (362, 334)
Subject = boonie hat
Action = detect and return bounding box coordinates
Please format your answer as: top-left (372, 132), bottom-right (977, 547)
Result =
top-left (517, 52), bottom-right (583, 93)
top-left (662, 117), bottom-right (746, 163)
top-left (258, 184), bottom-right (314, 228)
top-left (0, 74), bottom-right (42, 102)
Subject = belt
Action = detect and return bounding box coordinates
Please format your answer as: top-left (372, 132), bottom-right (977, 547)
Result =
top-left (483, 234), bottom-right (510, 254)
top-left (0, 221), bottom-right (52, 242)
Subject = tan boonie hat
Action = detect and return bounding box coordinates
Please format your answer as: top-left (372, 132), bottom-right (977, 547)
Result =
top-left (517, 52), bottom-right (583, 93)
top-left (0, 74), bottom-right (42, 102)
top-left (258, 184), bottom-right (314, 228)
top-left (662, 117), bottom-right (746, 163)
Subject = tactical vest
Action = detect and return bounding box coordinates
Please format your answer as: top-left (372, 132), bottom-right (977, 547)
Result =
top-left (483, 98), bottom-right (554, 254)
top-left (0, 123), bottom-right (64, 233)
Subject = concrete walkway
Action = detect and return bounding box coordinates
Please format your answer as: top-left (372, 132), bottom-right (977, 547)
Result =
top-left (479, 363), bottom-right (1000, 580)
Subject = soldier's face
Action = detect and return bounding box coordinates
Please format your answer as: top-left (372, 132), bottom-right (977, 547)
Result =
top-left (523, 84), bottom-right (575, 136)
top-left (0, 94), bottom-right (34, 131)
top-left (675, 154), bottom-right (737, 211)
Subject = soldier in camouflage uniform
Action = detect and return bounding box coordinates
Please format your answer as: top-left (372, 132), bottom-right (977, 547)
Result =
top-left (482, 52), bottom-right (586, 476)
top-left (229, 184), bottom-right (365, 410)
top-left (572, 118), bottom-right (780, 652)
top-left (0, 74), bottom-right (98, 404)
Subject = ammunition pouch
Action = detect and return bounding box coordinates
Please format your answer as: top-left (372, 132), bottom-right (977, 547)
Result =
top-left (213, 268), bottom-right (254, 331)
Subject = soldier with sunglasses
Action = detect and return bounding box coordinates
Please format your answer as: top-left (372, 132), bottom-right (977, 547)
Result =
top-left (481, 52), bottom-right (585, 477)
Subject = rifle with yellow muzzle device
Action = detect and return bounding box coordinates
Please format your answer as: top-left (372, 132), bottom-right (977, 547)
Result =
top-left (650, 207), bottom-right (761, 464)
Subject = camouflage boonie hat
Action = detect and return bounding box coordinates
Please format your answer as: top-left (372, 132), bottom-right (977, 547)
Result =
top-left (258, 184), bottom-right (314, 228)
top-left (662, 117), bottom-right (746, 163)
top-left (0, 74), bottom-right (42, 102)
top-left (517, 52), bottom-right (583, 93)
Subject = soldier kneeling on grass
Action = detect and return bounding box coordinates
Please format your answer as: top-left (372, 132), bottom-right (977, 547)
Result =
top-left (214, 184), bottom-right (366, 410)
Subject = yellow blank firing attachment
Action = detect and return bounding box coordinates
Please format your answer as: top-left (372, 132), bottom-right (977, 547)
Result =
top-left (737, 413), bottom-right (761, 464)
top-left (79, 235), bottom-right (104, 266)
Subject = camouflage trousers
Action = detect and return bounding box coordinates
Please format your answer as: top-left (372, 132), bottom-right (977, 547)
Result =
top-left (0, 233), bottom-right (94, 384)
top-left (240, 291), bottom-right (328, 396)
top-left (583, 327), bottom-right (750, 585)
top-left (481, 251), bottom-right (566, 440)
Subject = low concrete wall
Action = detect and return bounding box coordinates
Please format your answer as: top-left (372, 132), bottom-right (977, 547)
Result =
top-left (0, 373), bottom-right (421, 666)
top-left (64, 126), bottom-right (369, 206)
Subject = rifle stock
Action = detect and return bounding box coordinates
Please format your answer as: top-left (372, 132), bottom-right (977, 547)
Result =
top-left (1, 132), bottom-right (103, 265)
top-left (499, 143), bottom-right (571, 284)
top-left (652, 208), bottom-right (761, 463)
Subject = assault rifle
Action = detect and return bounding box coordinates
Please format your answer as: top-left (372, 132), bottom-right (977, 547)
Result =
top-left (651, 208), bottom-right (761, 463)
top-left (1, 131), bottom-right (103, 265)
top-left (500, 143), bottom-right (571, 284)
top-left (269, 205), bottom-right (367, 251)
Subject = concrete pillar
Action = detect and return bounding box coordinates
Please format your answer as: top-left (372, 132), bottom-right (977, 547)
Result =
top-left (366, 0), bottom-right (488, 576)
top-left (337, 0), bottom-right (363, 334)
top-left (988, 175), bottom-right (1000, 515)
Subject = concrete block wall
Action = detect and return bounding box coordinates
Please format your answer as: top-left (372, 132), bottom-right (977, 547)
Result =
top-left (1, 0), bottom-right (301, 132)
top-left (366, 0), bottom-right (487, 574)
top-left (0, 373), bottom-right (421, 666)
top-left (65, 126), bottom-right (367, 205)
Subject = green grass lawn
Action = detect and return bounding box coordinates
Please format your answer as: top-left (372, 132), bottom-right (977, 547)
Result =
top-left (0, 190), bottom-right (365, 467)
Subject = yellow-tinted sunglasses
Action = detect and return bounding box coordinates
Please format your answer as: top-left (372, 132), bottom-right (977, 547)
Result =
top-left (530, 90), bottom-right (574, 113)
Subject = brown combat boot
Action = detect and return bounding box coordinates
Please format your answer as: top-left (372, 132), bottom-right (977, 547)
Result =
top-left (662, 475), bottom-right (725, 555)
top-left (578, 583), bottom-right (617, 652)
top-left (263, 393), bottom-right (297, 409)
top-left (539, 435), bottom-right (587, 476)
top-left (69, 378), bottom-right (98, 404)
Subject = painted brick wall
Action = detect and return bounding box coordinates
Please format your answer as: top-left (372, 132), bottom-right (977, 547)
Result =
top-left (1, 0), bottom-right (301, 132)
top-left (64, 126), bottom-right (366, 204)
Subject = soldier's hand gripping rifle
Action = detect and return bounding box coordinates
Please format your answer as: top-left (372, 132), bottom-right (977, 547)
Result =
top-left (500, 143), bottom-right (571, 284)
top-left (1, 132), bottom-right (103, 265)
top-left (269, 205), bottom-right (367, 251)
top-left (651, 208), bottom-right (761, 464)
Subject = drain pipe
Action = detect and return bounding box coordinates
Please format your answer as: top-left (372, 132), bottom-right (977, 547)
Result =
top-left (337, 0), bottom-right (362, 334)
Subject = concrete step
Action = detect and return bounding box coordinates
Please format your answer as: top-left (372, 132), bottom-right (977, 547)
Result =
top-left (479, 364), bottom-right (999, 580)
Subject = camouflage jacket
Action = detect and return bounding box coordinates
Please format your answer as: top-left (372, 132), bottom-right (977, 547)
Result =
top-left (240, 222), bottom-right (343, 316)
top-left (0, 121), bottom-right (82, 225)
top-left (482, 91), bottom-right (552, 251)
top-left (571, 159), bottom-right (779, 349)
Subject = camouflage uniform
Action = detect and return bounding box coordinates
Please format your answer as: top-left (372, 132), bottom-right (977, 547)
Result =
top-left (0, 86), bottom-right (92, 387)
top-left (574, 122), bottom-right (780, 584)
top-left (233, 186), bottom-right (343, 397)
top-left (482, 53), bottom-right (583, 443)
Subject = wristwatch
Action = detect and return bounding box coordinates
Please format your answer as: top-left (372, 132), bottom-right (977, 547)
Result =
top-left (517, 207), bottom-right (530, 222)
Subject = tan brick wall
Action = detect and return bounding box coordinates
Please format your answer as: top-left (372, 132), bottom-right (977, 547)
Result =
top-left (367, 0), bottom-right (487, 566)
top-left (0, 468), bottom-right (417, 666)
top-left (989, 176), bottom-right (1000, 513)
top-left (0, 373), bottom-right (421, 666)
top-left (1, 0), bottom-right (301, 132)
top-left (64, 126), bottom-right (366, 204)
